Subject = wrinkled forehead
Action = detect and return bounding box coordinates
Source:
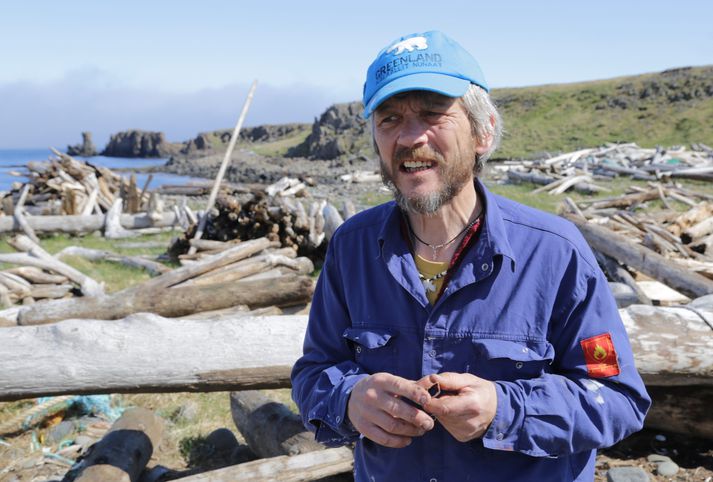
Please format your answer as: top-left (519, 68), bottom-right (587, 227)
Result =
top-left (374, 90), bottom-right (459, 114)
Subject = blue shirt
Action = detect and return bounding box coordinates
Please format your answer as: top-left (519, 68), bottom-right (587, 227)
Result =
top-left (291, 180), bottom-right (650, 482)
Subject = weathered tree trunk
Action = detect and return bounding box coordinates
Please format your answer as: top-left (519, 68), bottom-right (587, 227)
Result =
top-left (620, 296), bottom-right (713, 385)
top-left (62, 407), bottom-right (164, 482)
top-left (564, 213), bottom-right (713, 298)
top-left (17, 273), bottom-right (313, 325)
top-left (0, 212), bottom-right (178, 234)
top-left (174, 447), bottom-right (353, 482)
top-left (0, 314), bottom-right (307, 401)
top-left (645, 386), bottom-right (713, 440)
top-left (230, 391), bottom-right (325, 458)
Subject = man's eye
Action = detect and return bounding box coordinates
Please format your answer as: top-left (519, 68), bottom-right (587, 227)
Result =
top-left (378, 115), bottom-right (398, 125)
top-left (424, 111), bottom-right (444, 118)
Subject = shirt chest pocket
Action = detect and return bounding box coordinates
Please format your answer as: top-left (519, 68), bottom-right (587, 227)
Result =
top-left (343, 327), bottom-right (397, 375)
top-left (468, 338), bottom-right (554, 381)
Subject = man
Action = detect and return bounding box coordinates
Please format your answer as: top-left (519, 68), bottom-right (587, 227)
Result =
top-left (291, 30), bottom-right (650, 481)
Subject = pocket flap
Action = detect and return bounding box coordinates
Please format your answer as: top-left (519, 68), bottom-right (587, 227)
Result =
top-left (343, 327), bottom-right (394, 349)
top-left (472, 338), bottom-right (554, 363)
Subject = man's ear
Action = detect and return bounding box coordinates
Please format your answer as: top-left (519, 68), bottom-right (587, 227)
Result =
top-left (474, 114), bottom-right (496, 155)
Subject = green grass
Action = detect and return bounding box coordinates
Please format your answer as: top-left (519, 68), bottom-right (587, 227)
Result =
top-left (492, 66), bottom-right (713, 159)
top-left (318, 66), bottom-right (713, 162)
top-left (250, 130), bottom-right (311, 157)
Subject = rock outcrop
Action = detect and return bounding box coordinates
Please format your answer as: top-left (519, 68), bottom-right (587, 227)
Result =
top-left (66, 132), bottom-right (98, 157)
top-left (180, 124), bottom-right (310, 158)
top-left (102, 130), bottom-right (181, 158)
top-left (288, 102), bottom-right (375, 160)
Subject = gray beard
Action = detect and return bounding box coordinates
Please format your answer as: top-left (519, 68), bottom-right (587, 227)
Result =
top-left (381, 176), bottom-right (458, 215)
top-left (380, 162), bottom-right (471, 215)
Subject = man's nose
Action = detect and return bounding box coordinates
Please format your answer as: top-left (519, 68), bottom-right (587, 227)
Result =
top-left (396, 116), bottom-right (429, 149)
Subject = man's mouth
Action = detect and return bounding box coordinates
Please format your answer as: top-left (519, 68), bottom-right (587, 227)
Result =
top-left (401, 160), bottom-right (434, 173)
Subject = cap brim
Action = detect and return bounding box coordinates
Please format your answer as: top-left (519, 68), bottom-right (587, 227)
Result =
top-left (363, 73), bottom-right (472, 118)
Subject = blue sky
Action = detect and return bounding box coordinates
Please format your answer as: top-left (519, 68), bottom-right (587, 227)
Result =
top-left (1, 0), bottom-right (711, 149)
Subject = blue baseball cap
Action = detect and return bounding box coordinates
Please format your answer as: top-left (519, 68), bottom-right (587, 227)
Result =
top-left (362, 30), bottom-right (489, 118)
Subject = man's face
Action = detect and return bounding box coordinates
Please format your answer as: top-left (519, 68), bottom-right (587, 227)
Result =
top-left (373, 92), bottom-right (476, 215)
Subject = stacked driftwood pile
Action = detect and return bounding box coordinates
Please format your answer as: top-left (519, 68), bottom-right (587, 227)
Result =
top-left (499, 143), bottom-right (713, 194)
top-left (169, 177), bottom-right (352, 262)
top-left (557, 180), bottom-right (713, 306)
top-left (0, 152), bottom-right (177, 239)
top-left (1, 149), bottom-right (153, 216)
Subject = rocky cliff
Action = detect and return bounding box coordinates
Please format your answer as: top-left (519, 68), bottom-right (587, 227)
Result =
top-left (101, 130), bottom-right (181, 158)
top-left (181, 123), bottom-right (310, 158)
top-left (287, 102), bottom-right (374, 160)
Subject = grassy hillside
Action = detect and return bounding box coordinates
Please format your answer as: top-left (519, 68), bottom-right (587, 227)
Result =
top-left (282, 65), bottom-right (713, 160)
top-left (493, 66), bottom-right (713, 158)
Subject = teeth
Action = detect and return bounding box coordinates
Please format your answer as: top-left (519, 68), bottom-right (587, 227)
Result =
top-left (403, 161), bottom-right (433, 169)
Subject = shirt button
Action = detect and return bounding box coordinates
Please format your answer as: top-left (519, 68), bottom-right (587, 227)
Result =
top-left (355, 346), bottom-right (362, 353)
top-left (515, 362), bottom-right (523, 369)
top-left (429, 350), bottom-right (437, 357)
top-left (430, 478), bottom-right (438, 482)
top-left (481, 263), bottom-right (489, 271)
top-left (522, 347), bottom-right (529, 353)
top-left (336, 415), bottom-right (341, 423)
top-left (496, 432), bottom-right (504, 441)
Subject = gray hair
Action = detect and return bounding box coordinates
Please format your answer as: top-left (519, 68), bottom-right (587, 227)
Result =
top-left (370, 84), bottom-right (503, 175)
top-left (460, 84), bottom-right (503, 173)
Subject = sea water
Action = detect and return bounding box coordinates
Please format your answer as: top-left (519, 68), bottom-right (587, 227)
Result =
top-left (0, 148), bottom-right (207, 192)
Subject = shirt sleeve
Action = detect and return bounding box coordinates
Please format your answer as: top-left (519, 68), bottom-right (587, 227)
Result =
top-left (290, 234), bottom-right (369, 447)
top-left (481, 254), bottom-right (651, 457)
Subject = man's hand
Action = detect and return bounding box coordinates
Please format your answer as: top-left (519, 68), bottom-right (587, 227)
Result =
top-left (418, 372), bottom-right (497, 442)
top-left (347, 372), bottom-right (435, 448)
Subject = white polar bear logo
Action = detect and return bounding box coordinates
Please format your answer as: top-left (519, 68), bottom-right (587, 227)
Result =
top-left (387, 36), bottom-right (428, 55)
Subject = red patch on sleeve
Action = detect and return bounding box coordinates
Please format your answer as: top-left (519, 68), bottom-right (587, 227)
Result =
top-left (580, 333), bottom-right (620, 378)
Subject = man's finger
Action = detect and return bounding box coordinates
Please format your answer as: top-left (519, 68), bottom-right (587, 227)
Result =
top-left (374, 373), bottom-right (432, 406)
top-left (370, 410), bottom-right (428, 437)
top-left (374, 390), bottom-right (435, 430)
top-left (424, 393), bottom-right (472, 417)
top-left (361, 422), bottom-right (413, 448)
top-left (427, 372), bottom-right (473, 391)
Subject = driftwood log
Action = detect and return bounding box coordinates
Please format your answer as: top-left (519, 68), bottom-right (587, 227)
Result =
top-left (175, 447), bottom-right (354, 482)
top-left (0, 314), bottom-right (308, 401)
top-left (621, 295), bottom-right (713, 385)
top-left (0, 212), bottom-right (178, 234)
top-left (564, 213), bottom-right (713, 298)
top-left (645, 386), bottom-right (713, 440)
top-left (62, 407), bottom-right (164, 482)
top-left (230, 391), bottom-right (325, 457)
top-left (16, 273), bottom-right (313, 325)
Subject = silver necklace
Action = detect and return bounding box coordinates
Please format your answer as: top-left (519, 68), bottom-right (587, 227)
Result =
top-left (408, 216), bottom-right (479, 259)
